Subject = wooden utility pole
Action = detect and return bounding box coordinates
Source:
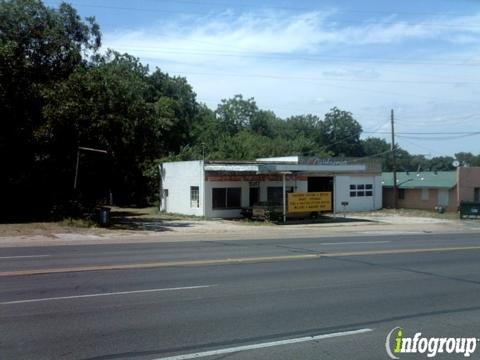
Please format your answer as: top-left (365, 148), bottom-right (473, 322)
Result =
top-left (391, 109), bottom-right (398, 209)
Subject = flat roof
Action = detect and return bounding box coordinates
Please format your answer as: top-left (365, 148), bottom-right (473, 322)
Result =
top-left (204, 162), bottom-right (371, 174)
top-left (257, 163), bottom-right (367, 173)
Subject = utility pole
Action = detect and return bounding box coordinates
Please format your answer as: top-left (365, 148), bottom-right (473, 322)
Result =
top-left (73, 146), bottom-right (108, 190)
top-left (74, 150), bottom-right (81, 190)
top-left (391, 109), bottom-right (398, 209)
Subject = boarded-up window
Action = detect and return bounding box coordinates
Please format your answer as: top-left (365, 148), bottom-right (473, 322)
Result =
top-left (437, 189), bottom-right (449, 207)
top-left (212, 188), bottom-right (241, 209)
top-left (267, 187), bottom-right (283, 204)
top-left (421, 188), bottom-right (429, 201)
top-left (267, 186), bottom-right (294, 204)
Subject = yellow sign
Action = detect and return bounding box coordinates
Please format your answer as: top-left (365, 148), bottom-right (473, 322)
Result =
top-left (288, 192), bottom-right (332, 213)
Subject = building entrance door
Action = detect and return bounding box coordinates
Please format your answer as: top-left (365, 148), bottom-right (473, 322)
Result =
top-left (249, 187), bottom-right (260, 206)
top-left (307, 177), bottom-right (334, 212)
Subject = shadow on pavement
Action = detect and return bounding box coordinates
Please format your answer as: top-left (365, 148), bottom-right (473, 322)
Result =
top-left (109, 209), bottom-right (196, 232)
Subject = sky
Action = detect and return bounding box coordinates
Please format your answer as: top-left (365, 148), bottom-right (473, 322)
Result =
top-left (46, 0), bottom-right (480, 157)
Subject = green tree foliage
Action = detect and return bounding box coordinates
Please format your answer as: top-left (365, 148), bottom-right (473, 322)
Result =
top-left (170, 99), bottom-right (334, 161)
top-left (215, 94), bottom-right (258, 135)
top-left (454, 152), bottom-right (480, 167)
top-left (0, 0), bottom-right (101, 218)
top-left (2, 0), bottom-right (475, 219)
top-left (42, 52), bottom-right (199, 205)
top-left (0, 0), bottom-right (199, 216)
top-left (324, 108), bottom-right (366, 156)
top-left (283, 115), bottom-right (322, 141)
top-left (428, 156), bottom-right (455, 171)
top-left (250, 110), bottom-right (278, 138)
top-left (148, 69), bottom-right (198, 153)
top-left (362, 137), bottom-right (390, 156)
top-left (322, 107), bottom-right (364, 156)
top-left (41, 52), bottom-right (153, 205)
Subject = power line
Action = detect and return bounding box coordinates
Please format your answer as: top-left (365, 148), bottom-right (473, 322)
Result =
top-left (151, 69), bottom-right (480, 85)
top-left (4, 61), bottom-right (478, 107)
top-left (112, 46), bottom-right (480, 67)
top-left (350, 149), bottom-right (393, 162)
top-left (364, 131), bottom-right (480, 135)
top-left (317, 120), bottom-right (390, 153)
top-left (397, 137), bottom-right (437, 155)
top-left (44, 1), bottom-right (480, 30)
top-left (395, 113), bottom-right (480, 124)
top-left (90, 0), bottom-right (478, 18)
top-left (396, 133), bottom-right (480, 140)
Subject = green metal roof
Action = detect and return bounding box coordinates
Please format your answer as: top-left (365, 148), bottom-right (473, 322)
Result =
top-left (382, 171), bottom-right (457, 189)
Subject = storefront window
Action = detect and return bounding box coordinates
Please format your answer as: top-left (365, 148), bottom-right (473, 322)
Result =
top-left (212, 188), bottom-right (241, 209)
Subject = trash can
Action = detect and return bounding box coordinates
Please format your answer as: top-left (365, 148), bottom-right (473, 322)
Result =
top-left (98, 207), bottom-right (111, 227)
top-left (459, 201), bottom-right (480, 219)
top-left (434, 205), bottom-right (444, 214)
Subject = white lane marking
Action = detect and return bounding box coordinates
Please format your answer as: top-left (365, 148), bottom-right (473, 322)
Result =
top-left (0, 285), bottom-right (214, 305)
top-left (152, 328), bottom-right (373, 360)
top-left (320, 241), bottom-right (391, 246)
top-left (0, 255), bottom-right (51, 259)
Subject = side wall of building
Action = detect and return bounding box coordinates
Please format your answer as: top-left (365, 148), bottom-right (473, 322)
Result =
top-left (457, 167), bottom-right (480, 203)
top-left (161, 161), bottom-right (205, 216)
top-left (383, 187), bottom-right (458, 211)
top-left (335, 175), bottom-right (382, 212)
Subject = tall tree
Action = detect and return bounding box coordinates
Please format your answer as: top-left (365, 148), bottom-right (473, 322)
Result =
top-left (249, 110), bottom-right (277, 138)
top-left (322, 107), bottom-right (364, 156)
top-left (215, 95), bottom-right (258, 135)
top-left (42, 52), bottom-right (199, 205)
top-left (455, 152), bottom-right (480, 167)
top-left (148, 69), bottom-right (198, 154)
top-left (283, 115), bottom-right (322, 141)
top-left (0, 0), bottom-right (101, 218)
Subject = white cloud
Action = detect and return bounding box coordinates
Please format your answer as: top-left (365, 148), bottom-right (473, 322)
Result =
top-left (105, 11), bottom-right (480, 59)
top-left (103, 9), bottom-right (480, 155)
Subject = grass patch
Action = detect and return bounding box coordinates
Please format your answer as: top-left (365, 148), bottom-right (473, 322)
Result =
top-left (109, 206), bottom-right (207, 222)
top-left (60, 217), bottom-right (97, 228)
top-left (348, 208), bottom-right (459, 220)
top-left (228, 218), bottom-right (275, 226)
top-left (110, 206), bottom-right (204, 220)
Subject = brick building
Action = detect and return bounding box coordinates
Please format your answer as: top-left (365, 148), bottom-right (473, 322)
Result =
top-left (382, 167), bottom-right (480, 211)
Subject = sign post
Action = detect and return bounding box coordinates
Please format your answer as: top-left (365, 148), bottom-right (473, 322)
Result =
top-left (280, 172), bottom-right (292, 223)
top-left (282, 173), bottom-right (286, 223)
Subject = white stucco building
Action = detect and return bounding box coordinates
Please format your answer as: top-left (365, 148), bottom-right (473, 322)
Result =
top-left (159, 156), bottom-right (382, 218)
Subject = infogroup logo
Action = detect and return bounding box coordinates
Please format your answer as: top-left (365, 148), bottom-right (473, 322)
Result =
top-left (385, 327), bottom-right (479, 359)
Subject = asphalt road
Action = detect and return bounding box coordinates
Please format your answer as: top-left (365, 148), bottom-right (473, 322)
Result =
top-left (1, 232), bottom-right (480, 359)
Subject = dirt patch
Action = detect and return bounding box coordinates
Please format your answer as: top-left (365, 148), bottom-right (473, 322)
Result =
top-left (0, 222), bottom-right (102, 237)
top-left (0, 207), bottom-right (479, 247)
top-left (346, 208), bottom-right (460, 220)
